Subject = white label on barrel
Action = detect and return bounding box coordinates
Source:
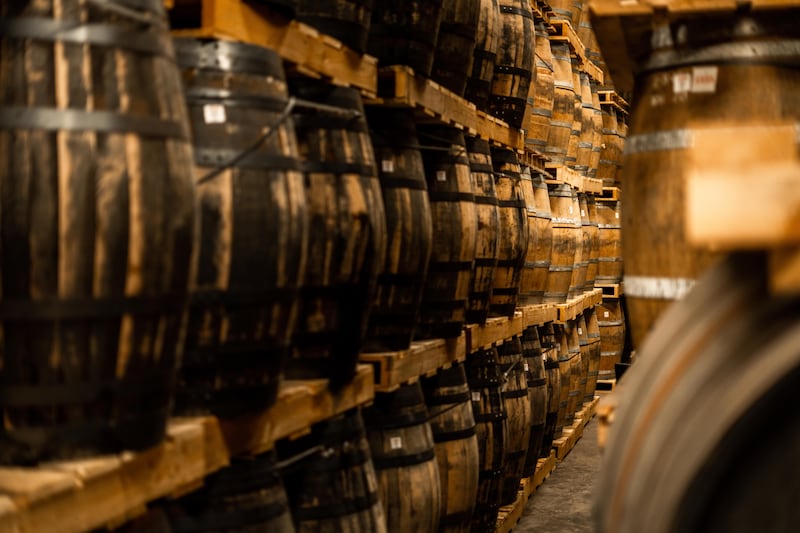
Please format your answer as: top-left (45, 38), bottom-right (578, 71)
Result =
top-left (390, 436), bottom-right (403, 450)
top-left (569, 205), bottom-right (574, 214)
top-left (436, 170), bottom-right (447, 182)
top-left (524, 362), bottom-right (530, 371)
top-left (672, 72), bottom-right (692, 94)
top-left (615, 211), bottom-right (620, 219)
top-left (581, 209), bottom-right (586, 216)
top-left (692, 66), bottom-right (718, 93)
top-left (604, 311), bottom-right (610, 318)
top-left (578, 328), bottom-right (583, 335)
top-left (472, 391), bottom-right (481, 402)
top-left (382, 159), bottom-right (395, 173)
top-left (203, 104), bottom-right (226, 124)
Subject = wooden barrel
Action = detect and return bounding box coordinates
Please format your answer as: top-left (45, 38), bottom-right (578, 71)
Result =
top-left (173, 39), bottom-right (306, 419)
top-left (576, 313), bottom-right (590, 408)
top-left (432, 0), bottom-right (482, 96)
top-left (539, 323), bottom-right (562, 449)
top-left (562, 319), bottom-right (583, 426)
top-left (583, 306), bottom-right (601, 403)
top-left (498, 336), bottom-right (532, 506)
top-left (465, 0), bottom-right (501, 110)
top-left (595, 199), bottom-right (622, 285)
top-left (584, 194), bottom-right (600, 291)
top-left (588, 79), bottom-right (604, 179)
top-left (0, 2), bottom-right (195, 464)
top-left (280, 409), bottom-right (387, 532)
top-left (417, 125), bottom-right (478, 339)
top-left (288, 81), bottom-right (387, 384)
top-left (522, 326), bottom-right (548, 476)
top-left (544, 42), bottom-right (574, 166)
top-left (620, 24), bottom-right (800, 347)
top-left (364, 382), bottom-right (442, 533)
top-left (543, 184), bottom-right (578, 303)
top-left (548, 0), bottom-right (574, 22)
top-left (597, 298), bottom-right (625, 381)
top-left (368, 1), bottom-right (445, 76)
top-left (576, 72), bottom-right (595, 176)
top-left (568, 192), bottom-right (588, 299)
top-left (595, 252), bottom-right (800, 533)
top-left (466, 347), bottom-right (508, 532)
top-left (553, 324), bottom-right (570, 438)
top-left (421, 363), bottom-right (480, 533)
top-left (517, 166), bottom-right (538, 305)
top-left (525, 21), bottom-right (555, 153)
top-left (596, 105), bottom-right (620, 186)
top-left (364, 108), bottom-right (433, 352)
top-left (465, 137), bottom-right (500, 326)
top-left (297, 0), bottom-right (374, 53)
top-left (565, 62), bottom-right (583, 170)
top-left (168, 452), bottom-right (295, 532)
top-left (525, 172), bottom-right (553, 305)
top-left (576, 6), bottom-right (599, 62)
top-left (488, 0), bottom-right (535, 128)
top-left (489, 148), bottom-right (528, 317)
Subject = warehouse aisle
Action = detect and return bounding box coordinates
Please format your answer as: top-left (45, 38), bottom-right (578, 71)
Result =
top-left (515, 416), bottom-right (602, 532)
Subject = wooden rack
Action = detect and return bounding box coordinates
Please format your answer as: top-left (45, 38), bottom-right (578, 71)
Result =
top-left (598, 90), bottom-right (630, 115)
top-left (168, 0), bottom-right (379, 95)
top-left (0, 366), bottom-right (375, 533)
top-left (549, 20), bottom-right (604, 84)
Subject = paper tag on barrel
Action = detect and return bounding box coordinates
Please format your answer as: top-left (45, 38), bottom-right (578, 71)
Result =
top-left (685, 122), bottom-right (800, 249)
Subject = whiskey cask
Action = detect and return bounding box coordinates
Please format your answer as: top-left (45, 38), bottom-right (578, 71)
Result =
top-left (498, 336), bottom-right (532, 505)
top-left (597, 298), bottom-right (625, 381)
top-left (288, 81), bottom-right (387, 384)
top-left (526, 172), bottom-right (553, 305)
top-left (297, 0), bottom-right (374, 52)
top-left (488, 0), bottom-right (535, 128)
top-left (0, 0), bottom-right (195, 464)
top-left (364, 383), bottom-right (442, 533)
top-left (174, 38), bottom-right (307, 419)
top-left (525, 21), bottom-right (555, 153)
top-left (422, 364), bottom-right (480, 533)
top-left (363, 108), bottom-right (433, 352)
top-left (583, 306), bottom-right (601, 403)
top-left (368, 0), bottom-right (445, 76)
top-left (417, 125), bottom-right (478, 339)
top-left (280, 409), bottom-right (388, 532)
top-left (544, 42), bottom-right (574, 166)
top-left (489, 148), bottom-right (528, 317)
top-left (465, 137), bottom-right (499, 325)
top-left (432, 0), bottom-right (482, 96)
top-left (465, 0), bottom-right (501, 110)
top-left (539, 323), bottom-right (562, 449)
top-left (543, 184), bottom-right (577, 304)
top-left (595, 199), bottom-right (622, 285)
top-left (466, 346), bottom-right (508, 531)
top-left (522, 326), bottom-right (548, 476)
top-left (562, 319), bottom-right (583, 426)
top-left (584, 194), bottom-right (600, 291)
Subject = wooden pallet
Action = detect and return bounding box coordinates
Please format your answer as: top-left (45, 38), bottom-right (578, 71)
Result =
top-left (544, 164), bottom-right (584, 190)
top-left (168, 0), bottom-right (378, 95)
top-left (360, 336), bottom-right (467, 392)
top-left (0, 366), bottom-right (375, 533)
top-left (520, 303), bottom-right (559, 329)
top-left (466, 312), bottom-right (525, 354)
top-left (589, 0), bottom-right (800, 95)
top-left (369, 66), bottom-right (525, 151)
top-left (554, 288), bottom-right (603, 323)
top-left (495, 450), bottom-right (558, 533)
top-left (552, 396), bottom-right (599, 461)
top-left (597, 282), bottom-right (623, 298)
top-left (598, 186), bottom-right (621, 202)
top-left (598, 90), bottom-right (630, 115)
top-left (548, 20), bottom-right (604, 84)
top-left (521, 147), bottom-right (551, 171)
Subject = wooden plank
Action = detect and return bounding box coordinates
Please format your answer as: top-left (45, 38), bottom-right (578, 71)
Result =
top-left (528, 450), bottom-right (557, 496)
top-left (360, 336), bottom-right (468, 392)
top-left (520, 303), bottom-right (559, 328)
top-left (686, 123), bottom-right (800, 249)
top-left (0, 419), bottom-right (229, 533)
top-left (552, 396), bottom-right (599, 461)
top-left (598, 186), bottom-right (621, 202)
top-left (467, 312), bottom-right (525, 354)
top-left (598, 90), bottom-right (630, 115)
top-left (548, 20), bottom-right (604, 85)
top-left (583, 176), bottom-right (604, 194)
top-left (597, 282), bottom-right (623, 298)
top-left (369, 66), bottom-right (525, 151)
top-left (219, 364), bottom-right (375, 454)
top-left (169, 0), bottom-right (378, 95)
top-left (496, 479), bottom-right (528, 533)
top-left (555, 288), bottom-right (602, 323)
top-left (544, 164), bottom-right (584, 190)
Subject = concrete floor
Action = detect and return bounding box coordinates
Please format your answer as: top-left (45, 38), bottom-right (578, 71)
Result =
top-left (514, 419), bottom-right (601, 532)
